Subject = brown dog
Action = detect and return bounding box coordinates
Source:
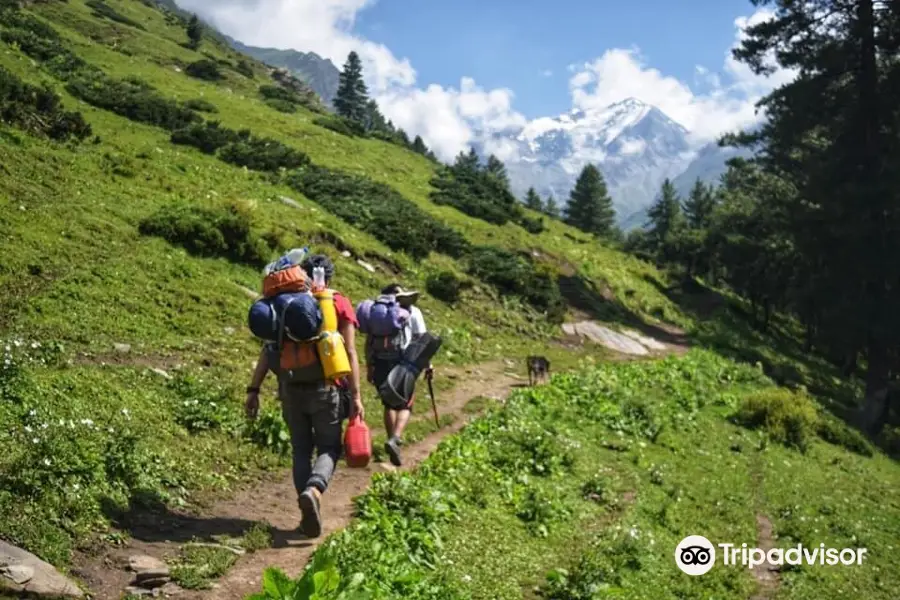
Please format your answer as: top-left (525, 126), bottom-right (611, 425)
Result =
top-left (527, 355), bottom-right (550, 386)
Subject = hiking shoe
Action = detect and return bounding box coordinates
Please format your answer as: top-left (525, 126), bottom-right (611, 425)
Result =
top-left (385, 438), bottom-right (402, 467)
top-left (298, 488), bottom-right (322, 538)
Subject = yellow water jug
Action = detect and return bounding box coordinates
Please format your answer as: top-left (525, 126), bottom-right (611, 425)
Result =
top-left (317, 331), bottom-right (351, 380)
top-left (314, 288), bottom-right (339, 333)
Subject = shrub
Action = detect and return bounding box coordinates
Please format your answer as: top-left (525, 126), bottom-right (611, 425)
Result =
top-left (0, 9), bottom-right (88, 78)
top-left (817, 417), bottom-right (874, 457)
top-left (85, 0), bottom-right (146, 30)
top-left (219, 135), bottom-right (309, 172)
top-left (312, 115), bottom-right (365, 138)
top-left (138, 201), bottom-right (273, 266)
top-left (426, 271), bottom-right (469, 304)
top-left (286, 165), bottom-right (469, 259)
top-left (0, 66), bottom-right (92, 142)
top-left (183, 98), bottom-right (217, 113)
top-left (430, 162), bottom-right (523, 226)
top-left (66, 72), bottom-right (200, 131)
top-left (185, 59), bottom-right (223, 81)
top-left (733, 388), bottom-right (819, 452)
top-left (258, 84), bottom-right (296, 104)
top-left (518, 214), bottom-right (545, 234)
top-left (235, 59), bottom-right (255, 79)
top-left (467, 246), bottom-right (565, 321)
top-left (170, 121), bottom-right (240, 154)
top-left (263, 98), bottom-right (295, 113)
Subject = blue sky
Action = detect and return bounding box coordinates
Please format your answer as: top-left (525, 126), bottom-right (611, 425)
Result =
top-left (182, 0), bottom-right (789, 160)
top-left (353, 0), bottom-right (754, 118)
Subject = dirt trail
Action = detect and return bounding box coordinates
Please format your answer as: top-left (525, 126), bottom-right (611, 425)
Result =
top-left (76, 361), bottom-right (520, 600)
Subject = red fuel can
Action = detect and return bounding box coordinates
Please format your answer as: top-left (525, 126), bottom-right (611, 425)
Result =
top-left (344, 415), bottom-right (372, 468)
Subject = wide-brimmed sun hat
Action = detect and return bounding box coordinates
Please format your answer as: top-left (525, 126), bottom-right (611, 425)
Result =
top-left (382, 283), bottom-right (420, 303)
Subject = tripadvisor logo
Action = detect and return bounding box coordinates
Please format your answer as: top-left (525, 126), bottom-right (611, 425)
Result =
top-left (674, 535), bottom-right (869, 576)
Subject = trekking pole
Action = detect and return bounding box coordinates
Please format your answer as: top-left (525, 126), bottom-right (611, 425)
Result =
top-left (425, 368), bottom-right (439, 428)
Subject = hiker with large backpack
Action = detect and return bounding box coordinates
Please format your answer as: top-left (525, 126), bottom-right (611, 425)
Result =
top-left (244, 252), bottom-right (364, 538)
top-left (357, 284), bottom-right (432, 467)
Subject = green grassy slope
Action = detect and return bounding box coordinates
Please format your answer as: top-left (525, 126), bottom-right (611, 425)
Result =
top-left (0, 0), bottom-right (684, 568)
top-left (265, 351), bottom-right (900, 600)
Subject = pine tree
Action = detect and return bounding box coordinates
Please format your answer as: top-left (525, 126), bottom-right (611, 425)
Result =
top-left (186, 14), bottom-right (203, 50)
top-left (454, 147), bottom-right (480, 173)
top-left (683, 178), bottom-right (716, 229)
top-left (411, 135), bottom-right (428, 155)
top-left (564, 164), bottom-right (616, 237)
top-left (543, 195), bottom-right (560, 218)
top-left (485, 154), bottom-right (509, 186)
top-left (363, 99), bottom-right (386, 132)
top-left (646, 179), bottom-right (684, 243)
top-left (524, 187), bottom-right (543, 211)
top-left (334, 51), bottom-right (369, 123)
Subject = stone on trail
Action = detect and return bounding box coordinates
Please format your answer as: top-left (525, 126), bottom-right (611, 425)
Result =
top-left (128, 554), bottom-right (166, 573)
top-left (279, 195), bottom-right (301, 209)
top-left (113, 343), bottom-right (132, 354)
top-left (562, 322), bottom-right (650, 356)
top-left (0, 540), bottom-right (84, 598)
top-left (621, 329), bottom-right (667, 351)
top-left (357, 259), bottom-right (376, 273)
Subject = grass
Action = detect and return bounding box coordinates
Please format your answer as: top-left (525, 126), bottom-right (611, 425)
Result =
top-left (0, 0), bottom-right (684, 570)
top-left (1, 1), bottom-right (896, 597)
top-left (264, 351), bottom-right (900, 600)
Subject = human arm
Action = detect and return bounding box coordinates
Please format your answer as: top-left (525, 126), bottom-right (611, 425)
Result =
top-left (339, 320), bottom-right (365, 419)
top-left (245, 346), bottom-right (270, 420)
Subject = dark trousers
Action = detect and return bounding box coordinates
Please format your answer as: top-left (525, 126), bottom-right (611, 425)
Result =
top-left (279, 380), bottom-right (342, 497)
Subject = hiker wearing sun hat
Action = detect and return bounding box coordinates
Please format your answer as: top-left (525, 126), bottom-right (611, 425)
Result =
top-left (357, 283), bottom-right (431, 466)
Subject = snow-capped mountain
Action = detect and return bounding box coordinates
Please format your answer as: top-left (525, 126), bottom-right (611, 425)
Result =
top-left (488, 98), bottom-right (698, 227)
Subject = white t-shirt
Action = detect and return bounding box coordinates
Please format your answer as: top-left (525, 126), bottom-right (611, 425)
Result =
top-left (399, 305), bottom-right (427, 350)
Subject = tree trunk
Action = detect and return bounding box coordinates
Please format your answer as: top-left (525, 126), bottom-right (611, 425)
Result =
top-left (859, 337), bottom-right (891, 435)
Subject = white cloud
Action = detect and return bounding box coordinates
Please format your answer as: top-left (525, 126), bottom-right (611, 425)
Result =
top-left (541, 69), bottom-right (553, 78)
top-left (567, 9), bottom-right (795, 145)
top-left (177, 1), bottom-right (794, 160)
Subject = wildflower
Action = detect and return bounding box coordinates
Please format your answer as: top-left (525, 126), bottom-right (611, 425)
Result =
top-left (24, 425), bottom-right (32, 433)
top-left (43, 458), bottom-right (51, 466)
top-left (121, 408), bottom-right (130, 417)
top-left (32, 437), bottom-right (39, 444)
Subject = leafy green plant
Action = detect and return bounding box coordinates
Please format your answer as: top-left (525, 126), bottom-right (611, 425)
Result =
top-left (85, 0), bottom-right (145, 29)
top-left (138, 201), bottom-right (273, 266)
top-left (425, 271), bottom-right (469, 304)
top-left (183, 98), bottom-right (217, 113)
top-left (66, 72), bottom-right (200, 131)
top-left (245, 406), bottom-right (291, 456)
top-left (0, 65), bottom-right (92, 141)
top-left (185, 58), bottom-right (224, 81)
top-left (732, 388), bottom-right (819, 452)
top-left (287, 164), bottom-right (469, 259)
top-left (167, 374), bottom-right (240, 434)
top-left (169, 542), bottom-right (238, 589)
top-left (312, 115), bottom-right (366, 138)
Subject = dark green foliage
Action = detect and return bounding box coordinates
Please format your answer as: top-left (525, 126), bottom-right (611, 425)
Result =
top-left (683, 178), bottom-right (716, 229)
top-left (183, 98), bottom-right (217, 113)
top-left (85, 0), bottom-right (145, 30)
top-left (218, 135), bottom-right (309, 172)
top-left (0, 9), bottom-right (88, 78)
top-left (138, 202), bottom-right (272, 267)
top-left (467, 246), bottom-right (565, 321)
top-left (263, 98), bottom-right (295, 113)
top-left (425, 271), bottom-right (469, 304)
top-left (0, 65), bottom-right (91, 141)
top-left (286, 165), bottom-right (469, 259)
top-left (66, 73), bottom-right (200, 131)
top-left (333, 50), bottom-right (368, 123)
top-left (543, 194), bottom-right (560, 218)
top-left (519, 215), bottom-right (545, 234)
top-left (564, 164), bottom-right (616, 238)
top-left (170, 121), bottom-right (239, 154)
top-left (430, 149), bottom-right (523, 226)
top-left (257, 84), bottom-right (296, 104)
top-left (312, 115), bottom-right (365, 137)
top-left (184, 59), bottom-right (223, 81)
top-left (524, 187), bottom-right (543, 211)
top-left (235, 58), bottom-right (254, 79)
top-left (185, 13), bottom-right (202, 49)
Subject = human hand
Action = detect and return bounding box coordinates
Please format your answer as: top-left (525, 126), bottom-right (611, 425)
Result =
top-left (351, 396), bottom-right (365, 420)
top-left (245, 390), bottom-right (260, 420)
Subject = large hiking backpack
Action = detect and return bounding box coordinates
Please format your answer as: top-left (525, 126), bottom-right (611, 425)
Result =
top-left (249, 249), bottom-right (328, 383)
top-left (357, 295), bottom-right (410, 362)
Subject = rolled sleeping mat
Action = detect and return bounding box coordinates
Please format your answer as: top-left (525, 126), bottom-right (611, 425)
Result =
top-left (377, 333), bottom-right (443, 410)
